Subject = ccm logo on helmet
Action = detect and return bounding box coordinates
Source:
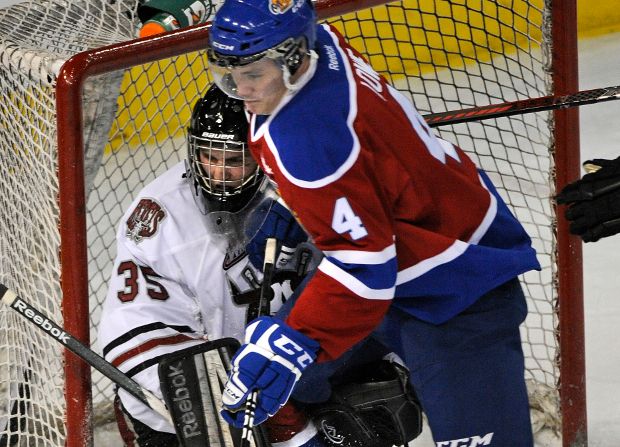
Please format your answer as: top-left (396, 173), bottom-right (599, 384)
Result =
top-left (212, 41), bottom-right (234, 51)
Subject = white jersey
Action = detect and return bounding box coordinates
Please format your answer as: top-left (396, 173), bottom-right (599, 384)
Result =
top-left (98, 161), bottom-right (292, 432)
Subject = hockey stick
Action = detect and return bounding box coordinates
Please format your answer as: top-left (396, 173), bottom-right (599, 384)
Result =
top-left (423, 84), bottom-right (620, 127)
top-left (241, 237), bottom-right (278, 447)
top-left (0, 283), bottom-right (173, 425)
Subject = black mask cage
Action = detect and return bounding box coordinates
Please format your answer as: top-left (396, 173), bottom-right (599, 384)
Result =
top-left (187, 85), bottom-right (261, 214)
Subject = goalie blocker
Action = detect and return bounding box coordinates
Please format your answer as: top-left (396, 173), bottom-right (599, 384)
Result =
top-left (309, 359), bottom-right (422, 447)
top-left (156, 340), bottom-right (422, 447)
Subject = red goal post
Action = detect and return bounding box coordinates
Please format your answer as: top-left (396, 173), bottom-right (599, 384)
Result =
top-left (1, 0), bottom-right (584, 445)
top-left (549, 2), bottom-right (585, 446)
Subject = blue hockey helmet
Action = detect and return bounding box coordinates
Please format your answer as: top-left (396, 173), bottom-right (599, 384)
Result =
top-left (207, 0), bottom-right (317, 68)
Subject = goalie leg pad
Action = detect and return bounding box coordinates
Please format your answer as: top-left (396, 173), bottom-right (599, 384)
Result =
top-left (309, 360), bottom-right (422, 447)
top-left (157, 338), bottom-right (273, 446)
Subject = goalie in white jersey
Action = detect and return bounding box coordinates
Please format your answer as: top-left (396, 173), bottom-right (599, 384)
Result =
top-left (98, 84), bottom-right (313, 445)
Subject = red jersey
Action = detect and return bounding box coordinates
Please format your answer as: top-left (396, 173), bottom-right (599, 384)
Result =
top-left (248, 24), bottom-right (539, 360)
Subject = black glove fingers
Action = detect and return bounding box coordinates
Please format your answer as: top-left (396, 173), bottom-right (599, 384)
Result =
top-left (566, 200), bottom-right (606, 232)
top-left (556, 183), bottom-right (584, 204)
top-left (589, 175), bottom-right (620, 198)
top-left (566, 195), bottom-right (620, 242)
top-left (583, 218), bottom-right (620, 243)
top-left (569, 216), bottom-right (590, 235)
top-left (564, 202), bottom-right (587, 221)
top-left (556, 157), bottom-right (620, 242)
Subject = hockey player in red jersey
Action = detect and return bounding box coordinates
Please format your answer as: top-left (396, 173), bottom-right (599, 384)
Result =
top-left (207, 0), bottom-right (541, 445)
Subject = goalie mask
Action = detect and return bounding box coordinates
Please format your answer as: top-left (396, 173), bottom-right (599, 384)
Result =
top-left (187, 85), bottom-right (272, 242)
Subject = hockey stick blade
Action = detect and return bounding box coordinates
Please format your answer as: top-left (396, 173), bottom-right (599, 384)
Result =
top-left (0, 283), bottom-right (172, 425)
top-left (424, 85), bottom-right (620, 127)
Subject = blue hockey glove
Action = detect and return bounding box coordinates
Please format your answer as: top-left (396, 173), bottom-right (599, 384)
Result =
top-left (246, 198), bottom-right (308, 269)
top-left (220, 316), bottom-right (319, 427)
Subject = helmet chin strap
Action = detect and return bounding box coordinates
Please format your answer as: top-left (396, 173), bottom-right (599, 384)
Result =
top-left (283, 50), bottom-right (318, 92)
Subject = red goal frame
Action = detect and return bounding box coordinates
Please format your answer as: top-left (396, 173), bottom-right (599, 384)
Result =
top-left (56, 0), bottom-right (584, 445)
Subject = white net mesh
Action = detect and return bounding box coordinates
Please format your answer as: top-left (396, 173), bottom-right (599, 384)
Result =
top-left (0, 0), bottom-right (570, 445)
top-left (0, 1), bottom-right (138, 444)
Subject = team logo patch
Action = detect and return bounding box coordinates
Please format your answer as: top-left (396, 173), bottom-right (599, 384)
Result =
top-left (126, 198), bottom-right (166, 243)
top-left (269, 0), bottom-right (293, 15)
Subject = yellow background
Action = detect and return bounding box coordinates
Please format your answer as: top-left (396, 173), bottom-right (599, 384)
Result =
top-left (578, 0), bottom-right (620, 36)
top-left (108, 0), bottom-right (620, 151)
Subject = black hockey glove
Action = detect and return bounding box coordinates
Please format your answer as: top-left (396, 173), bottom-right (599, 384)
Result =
top-left (556, 157), bottom-right (620, 242)
top-left (309, 360), bottom-right (423, 447)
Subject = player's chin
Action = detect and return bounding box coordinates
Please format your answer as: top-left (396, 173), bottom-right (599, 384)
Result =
top-left (244, 100), bottom-right (260, 114)
top-left (244, 100), bottom-right (270, 115)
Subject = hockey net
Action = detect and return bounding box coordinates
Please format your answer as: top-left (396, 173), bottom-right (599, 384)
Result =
top-left (0, 0), bottom-right (583, 445)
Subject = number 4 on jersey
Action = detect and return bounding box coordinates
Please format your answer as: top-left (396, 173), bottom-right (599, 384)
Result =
top-left (331, 197), bottom-right (368, 240)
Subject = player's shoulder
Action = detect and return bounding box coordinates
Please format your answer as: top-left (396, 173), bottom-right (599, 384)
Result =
top-left (137, 161), bottom-right (189, 200)
top-left (267, 109), bottom-right (358, 188)
top-left (263, 35), bottom-right (360, 188)
top-left (120, 161), bottom-right (205, 247)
